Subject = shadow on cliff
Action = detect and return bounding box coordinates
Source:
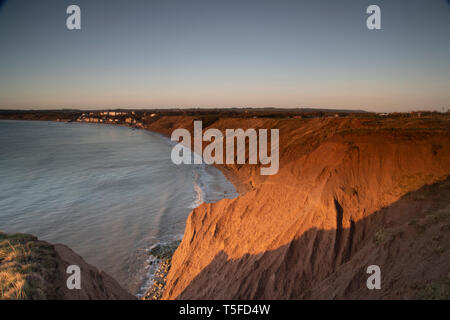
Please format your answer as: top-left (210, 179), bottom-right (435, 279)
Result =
top-left (171, 177), bottom-right (450, 300)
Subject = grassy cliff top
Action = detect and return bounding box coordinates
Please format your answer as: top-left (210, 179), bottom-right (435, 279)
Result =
top-left (0, 232), bottom-right (59, 300)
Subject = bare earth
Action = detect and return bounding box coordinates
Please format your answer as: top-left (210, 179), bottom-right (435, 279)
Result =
top-left (146, 115), bottom-right (450, 299)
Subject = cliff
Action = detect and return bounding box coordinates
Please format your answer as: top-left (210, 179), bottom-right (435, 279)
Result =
top-left (1, 111), bottom-right (449, 299)
top-left (0, 232), bottom-right (135, 300)
top-left (145, 115), bottom-right (450, 299)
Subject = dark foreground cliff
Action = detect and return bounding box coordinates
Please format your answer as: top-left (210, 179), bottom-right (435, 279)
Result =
top-left (0, 232), bottom-right (135, 300)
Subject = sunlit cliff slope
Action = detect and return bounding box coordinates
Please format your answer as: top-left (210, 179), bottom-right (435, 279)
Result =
top-left (146, 115), bottom-right (450, 299)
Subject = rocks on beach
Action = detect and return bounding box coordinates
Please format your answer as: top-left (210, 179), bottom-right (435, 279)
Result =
top-left (142, 240), bottom-right (180, 300)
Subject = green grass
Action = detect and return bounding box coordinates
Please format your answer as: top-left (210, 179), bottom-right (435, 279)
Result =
top-left (0, 232), bottom-right (59, 300)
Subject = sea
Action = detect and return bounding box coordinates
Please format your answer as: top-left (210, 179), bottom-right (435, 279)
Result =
top-left (0, 120), bottom-right (237, 295)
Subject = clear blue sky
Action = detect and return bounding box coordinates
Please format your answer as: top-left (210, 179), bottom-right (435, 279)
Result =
top-left (0, 0), bottom-right (449, 112)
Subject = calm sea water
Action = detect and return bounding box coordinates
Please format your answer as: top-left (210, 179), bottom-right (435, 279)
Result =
top-left (0, 120), bottom-right (237, 295)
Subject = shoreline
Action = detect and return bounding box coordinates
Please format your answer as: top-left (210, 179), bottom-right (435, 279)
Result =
top-left (141, 240), bottom-right (181, 300)
top-left (0, 117), bottom-right (248, 195)
top-left (0, 117), bottom-right (242, 299)
top-left (2, 112), bottom-right (450, 299)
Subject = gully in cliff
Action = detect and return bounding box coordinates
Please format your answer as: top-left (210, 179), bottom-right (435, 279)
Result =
top-left (170, 121), bottom-right (279, 175)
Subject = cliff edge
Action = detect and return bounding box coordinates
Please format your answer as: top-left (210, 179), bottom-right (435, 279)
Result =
top-left (146, 115), bottom-right (450, 299)
top-left (0, 232), bottom-right (135, 300)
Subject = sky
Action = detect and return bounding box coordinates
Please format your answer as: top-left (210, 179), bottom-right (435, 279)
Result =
top-left (0, 0), bottom-right (449, 112)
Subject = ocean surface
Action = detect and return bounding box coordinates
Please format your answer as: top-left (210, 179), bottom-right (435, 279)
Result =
top-left (0, 120), bottom-right (237, 295)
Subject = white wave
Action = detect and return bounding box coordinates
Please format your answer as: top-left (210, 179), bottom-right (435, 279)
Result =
top-left (189, 171), bottom-right (205, 208)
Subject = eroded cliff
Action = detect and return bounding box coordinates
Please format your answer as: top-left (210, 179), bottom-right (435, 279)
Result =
top-left (146, 115), bottom-right (450, 299)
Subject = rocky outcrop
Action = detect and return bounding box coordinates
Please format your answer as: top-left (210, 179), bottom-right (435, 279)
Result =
top-left (142, 241), bottom-right (180, 300)
top-left (146, 115), bottom-right (450, 299)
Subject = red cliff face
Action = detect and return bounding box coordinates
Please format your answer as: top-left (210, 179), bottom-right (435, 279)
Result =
top-left (147, 116), bottom-right (450, 299)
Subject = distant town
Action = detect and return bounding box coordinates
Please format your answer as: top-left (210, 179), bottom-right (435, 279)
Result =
top-left (76, 111), bottom-right (155, 128)
top-left (0, 108), bottom-right (447, 129)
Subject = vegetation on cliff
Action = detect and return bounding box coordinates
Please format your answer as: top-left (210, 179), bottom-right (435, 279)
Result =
top-left (0, 232), bottom-right (59, 299)
top-left (0, 232), bottom-right (136, 300)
